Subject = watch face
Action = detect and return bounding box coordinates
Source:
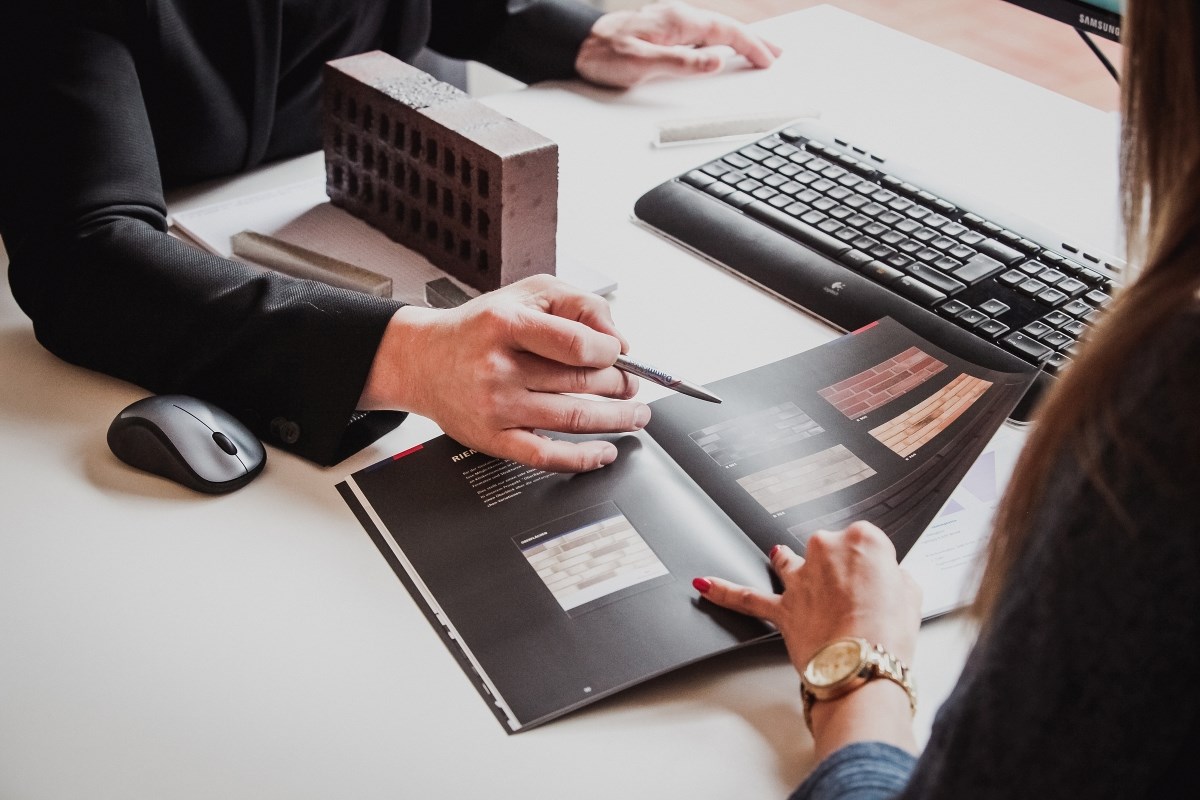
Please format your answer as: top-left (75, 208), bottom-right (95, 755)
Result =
top-left (805, 639), bottom-right (866, 688)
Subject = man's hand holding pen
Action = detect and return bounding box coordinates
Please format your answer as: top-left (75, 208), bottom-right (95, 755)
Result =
top-left (360, 275), bottom-right (653, 473)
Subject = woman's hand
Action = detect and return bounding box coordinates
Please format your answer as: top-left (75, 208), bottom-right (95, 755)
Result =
top-left (695, 522), bottom-right (922, 755)
top-left (359, 274), bottom-right (650, 473)
top-left (576, 1), bottom-right (782, 89)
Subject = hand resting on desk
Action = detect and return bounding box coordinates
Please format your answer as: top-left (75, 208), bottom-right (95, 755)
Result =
top-left (359, 275), bottom-right (650, 473)
top-left (577, 1), bottom-right (782, 88)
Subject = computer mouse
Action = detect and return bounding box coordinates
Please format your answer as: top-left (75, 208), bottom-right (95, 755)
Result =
top-left (107, 394), bottom-right (266, 494)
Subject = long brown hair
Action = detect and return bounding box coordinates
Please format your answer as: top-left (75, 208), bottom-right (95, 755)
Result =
top-left (974, 0), bottom-right (1200, 618)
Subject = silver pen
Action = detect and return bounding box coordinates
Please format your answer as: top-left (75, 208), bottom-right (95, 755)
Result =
top-left (615, 354), bottom-right (722, 404)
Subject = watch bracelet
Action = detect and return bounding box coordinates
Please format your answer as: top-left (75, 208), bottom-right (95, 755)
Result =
top-left (800, 640), bottom-right (917, 733)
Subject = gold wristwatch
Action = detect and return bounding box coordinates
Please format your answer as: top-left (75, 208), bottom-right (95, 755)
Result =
top-left (800, 637), bottom-right (917, 732)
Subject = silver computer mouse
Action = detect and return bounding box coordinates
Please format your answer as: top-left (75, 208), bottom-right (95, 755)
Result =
top-left (107, 394), bottom-right (266, 493)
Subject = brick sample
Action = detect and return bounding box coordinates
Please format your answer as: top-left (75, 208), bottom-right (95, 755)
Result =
top-left (321, 51), bottom-right (558, 292)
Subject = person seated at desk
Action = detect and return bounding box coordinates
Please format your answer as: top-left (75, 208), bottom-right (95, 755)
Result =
top-left (694, 2), bottom-right (1200, 796)
top-left (0, 0), bottom-right (779, 472)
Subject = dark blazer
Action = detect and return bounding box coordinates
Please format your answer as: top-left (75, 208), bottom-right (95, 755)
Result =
top-left (0, 0), bottom-right (600, 465)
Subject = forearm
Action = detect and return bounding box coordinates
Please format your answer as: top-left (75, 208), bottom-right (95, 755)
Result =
top-left (9, 216), bottom-right (401, 463)
top-left (809, 681), bottom-right (918, 762)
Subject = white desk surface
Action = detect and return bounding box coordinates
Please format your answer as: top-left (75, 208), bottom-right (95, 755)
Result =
top-left (0, 6), bottom-right (1119, 799)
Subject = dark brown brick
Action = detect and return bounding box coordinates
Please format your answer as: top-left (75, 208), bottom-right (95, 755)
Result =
top-left (321, 51), bottom-right (558, 293)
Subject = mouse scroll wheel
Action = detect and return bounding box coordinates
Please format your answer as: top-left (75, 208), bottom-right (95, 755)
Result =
top-left (212, 431), bottom-right (239, 455)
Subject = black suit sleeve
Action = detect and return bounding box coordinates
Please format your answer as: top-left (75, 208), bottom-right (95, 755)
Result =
top-left (428, 0), bottom-right (603, 84)
top-left (0, 20), bottom-right (403, 466)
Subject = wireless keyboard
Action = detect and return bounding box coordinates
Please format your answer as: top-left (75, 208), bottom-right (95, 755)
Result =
top-left (633, 123), bottom-right (1120, 421)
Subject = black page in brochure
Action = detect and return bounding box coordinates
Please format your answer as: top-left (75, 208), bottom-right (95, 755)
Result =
top-left (646, 317), bottom-right (1037, 561)
top-left (338, 432), bottom-right (777, 734)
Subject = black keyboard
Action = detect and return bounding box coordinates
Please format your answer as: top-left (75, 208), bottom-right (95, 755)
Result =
top-left (633, 125), bottom-right (1118, 421)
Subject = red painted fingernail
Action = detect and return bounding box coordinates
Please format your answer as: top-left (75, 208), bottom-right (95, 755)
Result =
top-left (692, 577), bottom-right (712, 593)
top-left (769, 545), bottom-right (781, 559)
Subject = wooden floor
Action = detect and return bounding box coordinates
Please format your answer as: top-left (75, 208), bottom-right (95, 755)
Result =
top-left (602, 0), bottom-right (1121, 111)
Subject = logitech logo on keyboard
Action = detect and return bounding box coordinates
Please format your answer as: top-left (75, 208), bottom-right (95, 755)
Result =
top-left (824, 281), bottom-right (846, 297)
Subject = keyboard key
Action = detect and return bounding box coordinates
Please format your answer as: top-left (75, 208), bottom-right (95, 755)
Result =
top-left (1042, 310), bottom-right (1072, 328)
top-left (933, 256), bottom-right (964, 273)
top-left (682, 170), bottom-right (716, 188)
top-left (767, 194), bottom-right (792, 209)
top-left (976, 237), bottom-right (1025, 265)
top-left (1044, 352), bottom-right (1072, 375)
top-left (725, 190), bottom-right (755, 208)
top-left (953, 253), bottom-right (1005, 283)
top-left (931, 236), bottom-right (957, 251)
top-left (739, 144), bottom-right (772, 161)
top-left (1056, 277), bottom-right (1087, 297)
top-left (1002, 332), bottom-right (1053, 363)
top-left (997, 268), bottom-right (1025, 287)
top-left (894, 276), bottom-right (947, 306)
top-left (905, 263), bottom-right (965, 295)
top-left (937, 298), bottom-right (970, 318)
top-left (1061, 299), bottom-right (1094, 317)
top-left (862, 260), bottom-right (905, 283)
top-left (703, 182), bottom-right (736, 199)
top-left (1023, 321), bottom-right (1053, 337)
top-left (724, 154), bottom-right (753, 169)
top-left (978, 299), bottom-right (1010, 317)
top-left (1036, 287), bottom-right (1068, 307)
top-left (1036, 268), bottom-right (1066, 285)
top-left (947, 244), bottom-right (976, 260)
top-left (1018, 278), bottom-right (1048, 297)
top-left (840, 249), bottom-right (873, 269)
top-left (976, 319), bottom-right (1010, 338)
top-left (1041, 330), bottom-right (1073, 350)
top-left (1061, 319), bottom-right (1086, 337)
top-left (1085, 289), bottom-right (1111, 306)
top-left (957, 309), bottom-right (989, 327)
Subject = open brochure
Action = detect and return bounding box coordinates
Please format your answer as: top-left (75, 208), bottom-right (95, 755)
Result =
top-left (336, 317), bottom-right (1036, 732)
